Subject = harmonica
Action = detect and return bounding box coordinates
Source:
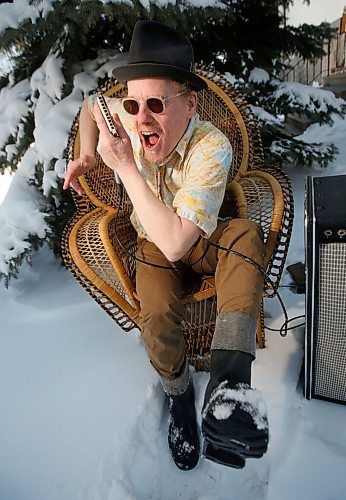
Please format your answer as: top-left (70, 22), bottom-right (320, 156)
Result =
top-left (96, 92), bottom-right (119, 137)
top-left (95, 92), bottom-right (122, 189)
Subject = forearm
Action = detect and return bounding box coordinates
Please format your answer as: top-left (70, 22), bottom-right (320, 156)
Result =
top-left (119, 164), bottom-right (201, 261)
top-left (79, 98), bottom-right (99, 157)
top-left (63, 98), bottom-right (99, 194)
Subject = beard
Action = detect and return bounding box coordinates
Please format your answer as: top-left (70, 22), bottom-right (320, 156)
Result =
top-left (143, 149), bottom-right (167, 165)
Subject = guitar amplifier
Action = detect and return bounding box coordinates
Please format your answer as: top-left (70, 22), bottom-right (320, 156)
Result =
top-left (305, 175), bottom-right (346, 404)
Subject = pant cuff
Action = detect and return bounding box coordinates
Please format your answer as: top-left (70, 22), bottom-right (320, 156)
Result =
top-left (160, 360), bottom-right (190, 396)
top-left (211, 311), bottom-right (257, 358)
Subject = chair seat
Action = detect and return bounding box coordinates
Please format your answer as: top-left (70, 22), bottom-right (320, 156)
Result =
top-left (182, 272), bottom-right (216, 302)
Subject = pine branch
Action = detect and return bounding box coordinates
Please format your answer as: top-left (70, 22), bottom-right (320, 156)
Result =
top-left (269, 138), bottom-right (337, 167)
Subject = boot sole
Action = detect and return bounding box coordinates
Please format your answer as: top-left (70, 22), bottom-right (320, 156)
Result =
top-left (203, 440), bottom-right (246, 469)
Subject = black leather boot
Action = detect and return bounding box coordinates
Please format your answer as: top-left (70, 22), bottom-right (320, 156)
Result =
top-left (167, 380), bottom-right (200, 471)
top-left (202, 350), bottom-right (269, 468)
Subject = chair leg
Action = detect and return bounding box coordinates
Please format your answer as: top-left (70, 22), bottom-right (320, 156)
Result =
top-left (256, 301), bottom-right (265, 349)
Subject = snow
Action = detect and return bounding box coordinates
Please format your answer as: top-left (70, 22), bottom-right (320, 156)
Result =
top-left (204, 382), bottom-right (268, 430)
top-left (0, 0), bottom-right (226, 34)
top-left (249, 68), bottom-right (270, 85)
top-left (251, 106), bottom-right (282, 126)
top-left (182, 0), bottom-right (226, 7)
top-left (0, 148), bottom-right (49, 275)
top-left (270, 80), bottom-right (344, 114)
top-left (0, 79), bottom-right (31, 150)
top-left (224, 72), bottom-right (238, 85)
top-left (0, 0), bottom-right (54, 33)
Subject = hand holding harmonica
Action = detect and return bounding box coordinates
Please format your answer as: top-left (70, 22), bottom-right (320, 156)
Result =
top-left (95, 92), bottom-right (125, 188)
top-left (96, 92), bottom-right (119, 137)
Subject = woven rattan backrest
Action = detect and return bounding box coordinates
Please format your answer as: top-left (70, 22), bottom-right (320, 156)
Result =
top-left (195, 67), bottom-right (264, 180)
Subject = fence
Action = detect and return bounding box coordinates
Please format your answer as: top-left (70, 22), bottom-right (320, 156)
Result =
top-left (283, 13), bottom-right (346, 86)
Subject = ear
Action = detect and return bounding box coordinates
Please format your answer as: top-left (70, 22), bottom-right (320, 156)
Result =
top-left (187, 91), bottom-right (197, 118)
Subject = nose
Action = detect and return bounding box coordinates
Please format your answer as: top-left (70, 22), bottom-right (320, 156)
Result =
top-left (136, 102), bottom-right (154, 125)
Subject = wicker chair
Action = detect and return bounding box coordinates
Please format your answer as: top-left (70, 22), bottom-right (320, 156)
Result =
top-left (61, 66), bottom-right (294, 371)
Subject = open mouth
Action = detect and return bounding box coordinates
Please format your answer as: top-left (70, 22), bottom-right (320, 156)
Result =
top-left (141, 131), bottom-right (160, 151)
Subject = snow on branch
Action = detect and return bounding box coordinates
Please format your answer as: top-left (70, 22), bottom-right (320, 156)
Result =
top-left (182, 0), bottom-right (226, 7)
top-left (102, 0), bottom-right (226, 7)
top-left (0, 79), bottom-right (31, 152)
top-left (0, 0), bottom-right (226, 35)
top-left (268, 80), bottom-right (345, 117)
top-left (251, 105), bottom-right (282, 126)
top-left (0, 0), bottom-right (55, 34)
top-left (248, 67), bottom-right (270, 85)
top-left (0, 147), bottom-right (49, 278)
top-left (270, 138), bottom-right (337, 168)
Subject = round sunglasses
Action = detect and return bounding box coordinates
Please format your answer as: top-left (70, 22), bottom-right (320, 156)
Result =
top-left (121, 89), bottom-right (189, 115)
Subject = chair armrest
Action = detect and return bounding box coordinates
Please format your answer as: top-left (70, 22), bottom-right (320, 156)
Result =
top-left (68, 206), bottom-right (140, 324)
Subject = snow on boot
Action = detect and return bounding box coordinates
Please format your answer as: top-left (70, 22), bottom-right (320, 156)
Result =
top-left (202, 381), bottom-right (269, 463)
top-left (167, 381), bottom-right (200, 471)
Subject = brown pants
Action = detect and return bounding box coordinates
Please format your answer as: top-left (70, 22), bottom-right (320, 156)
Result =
top-left (135, 219), bottom-right (265, 380)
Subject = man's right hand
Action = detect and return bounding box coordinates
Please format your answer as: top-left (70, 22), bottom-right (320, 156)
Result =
top-left (63, 154), bottom-right (97, 195)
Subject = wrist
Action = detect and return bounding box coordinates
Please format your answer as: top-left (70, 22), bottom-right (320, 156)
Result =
top-left (80, 153), bottom-right (97, 170)
top-left (116, 160), bottom-right (138, 179)
top-left (80, 153), bottom-right (96, 162)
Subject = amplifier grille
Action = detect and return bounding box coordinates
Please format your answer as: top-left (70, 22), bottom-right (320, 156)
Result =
top-left (315, 243), bottom-right (346, 402)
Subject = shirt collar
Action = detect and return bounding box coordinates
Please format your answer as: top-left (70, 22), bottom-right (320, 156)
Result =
top-left (175, 113), bottom-right (199, 159)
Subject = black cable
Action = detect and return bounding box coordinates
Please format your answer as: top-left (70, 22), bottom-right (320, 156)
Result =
top-left (265, 284), bottom-right (305, 334)
top-left (264, 315), bottom-right (305, 333)
top-left (278, 284), bottom-right (301, 288)
top-left (206, 240), bottom-right (266, 275)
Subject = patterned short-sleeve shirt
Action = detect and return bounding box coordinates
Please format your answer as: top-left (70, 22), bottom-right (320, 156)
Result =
top-left (88, 94), bottom-right (232, 239)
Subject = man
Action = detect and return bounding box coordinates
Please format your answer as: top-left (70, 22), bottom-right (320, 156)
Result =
top-left (64, 20), bottom-right (269, 471)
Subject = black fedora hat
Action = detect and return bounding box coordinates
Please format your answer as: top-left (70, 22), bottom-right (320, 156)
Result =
top-left (113, 20), bottom-right (207, 91)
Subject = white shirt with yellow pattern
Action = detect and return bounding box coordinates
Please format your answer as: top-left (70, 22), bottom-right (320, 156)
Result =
top-left (88, 95), bottom-right (232, 240)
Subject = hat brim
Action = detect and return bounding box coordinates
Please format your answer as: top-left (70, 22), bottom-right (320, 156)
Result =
top-left (112, 63), bottom-right (207, 91)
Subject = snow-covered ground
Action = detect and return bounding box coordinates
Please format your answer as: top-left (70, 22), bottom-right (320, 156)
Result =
top-left (1, 116), bottom-right (346, 500)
